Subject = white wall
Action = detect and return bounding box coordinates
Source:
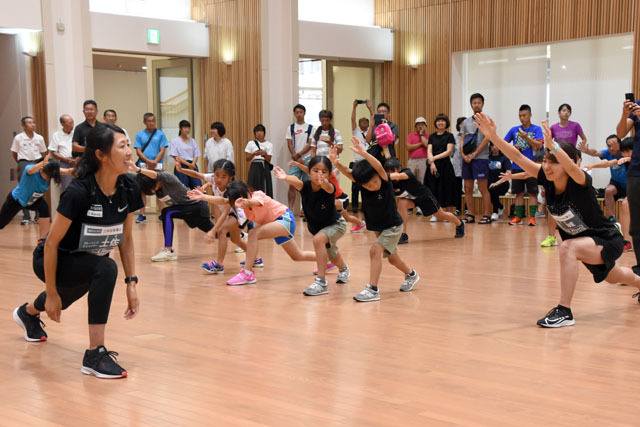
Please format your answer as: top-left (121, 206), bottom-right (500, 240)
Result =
top-left (91, 12), bottom-right (209, 57)
top-left (93, 69), bottom-right (148, 138)
top-left (89, 0), bottom-right (191, 21)
top-left (298, 0), bottom-right (374, 27)
top-left (299, 21), bottom-right (393, 62)
top-left (0, 0), bottom-right (42, 31)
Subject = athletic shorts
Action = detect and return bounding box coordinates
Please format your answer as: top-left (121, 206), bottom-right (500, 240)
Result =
top-left (374, 224), bottom-right (403, 258)
top-left (318, 217), bottom-right (346, 259)
top-left (336, 193), bottom-right (349, 211)
top-left (461, 158), bottom-right (489, 180)
top-left (608, 179), bottom-right (627, 199)
top-left (511, 176), bottom-right (539, 195)
top-left (414, 192), bottom-right (440, 217)
top-left (289, 157), bottom-right (310, 181)
top-left (582, 230), bottom-right (624, 283)
top-left (274, 209), bottom-right (296, 245)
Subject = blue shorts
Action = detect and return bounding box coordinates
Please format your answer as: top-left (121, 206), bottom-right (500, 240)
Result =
top-left (274, 209), bottom-right (296, 245)
top-left (289, 157), bottom-right (310, 181)
top-left (462, 158), bottom-right (489, 180)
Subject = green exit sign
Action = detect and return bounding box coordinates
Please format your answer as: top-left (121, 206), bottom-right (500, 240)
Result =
top-left (147, 28), bottom-right (160, 44)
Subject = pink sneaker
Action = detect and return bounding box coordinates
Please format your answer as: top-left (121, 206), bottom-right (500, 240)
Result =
top-left (226, 269), bottom-right (257, 286)
top-left (313, 263), bottom-right (337, 275)
top-left (350, 222), bottom-right (366, 233)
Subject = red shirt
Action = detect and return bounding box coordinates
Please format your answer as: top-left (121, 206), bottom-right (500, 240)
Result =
top-left (407, 133), bottom-right (428, 159)
top-left (329, 172), bottom-right (343, 198)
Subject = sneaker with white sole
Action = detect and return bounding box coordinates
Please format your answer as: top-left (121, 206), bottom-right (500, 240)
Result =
top-left (536, 305), bottom-right (575, 328)
top-left (350, 222), bottom-right (366, 233)
top-left (226, 269), bottom-right (257, 285)
top-left (540, 235), bottom-right (558, 247)
top-left (13, 303), bottom-right (47, 342)
top-left (202, 260), bottom-right (224, 274)
top-left (490, 212), bottom-right (499, 221)
top-left (353, 284), bottom-right (380, 302)
top-left (430, 216), bottom-right (438, 222)
top-left (81, 345), bottom-right (127, 379)
top-left (303, 277), bottom-right (329, 296)
top-left (240, 258), bottom-right (264, 268)
top-left (313, 263), bottom-right (337, 275)
top-left (400, 270), bottom-right (420, 292)
top-left (497, 208), bottom-right (504, 217)
top-left (151, 248), bottom-right (177, 262)
top-left (336, 265), bottom-right (350, 284)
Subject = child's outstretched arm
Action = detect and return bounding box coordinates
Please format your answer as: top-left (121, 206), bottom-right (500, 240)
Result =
top-left (329, 145), bottom-right (355, 182)
top-left (273, 166), bottom-right (303, 191)
top-left (541, 120), bottom-right (586, 186)
top-left (288, 160), bottom-right (309, 175)
top-left (389, 172), bottom-right (409, 181)
top-left (584, 159), bottom-right (618, 170)
top-left (187, 188), bottom-right (227, 205)
top-left (349, 136), bottom-right (387, 181)
top-left (175, 162), bottom-right (206, 180)
top-left (474, 113), bottom-right (541, 178)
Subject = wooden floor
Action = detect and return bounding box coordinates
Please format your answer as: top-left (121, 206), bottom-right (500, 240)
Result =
top-left (2, 213), bottom-right (640, 427)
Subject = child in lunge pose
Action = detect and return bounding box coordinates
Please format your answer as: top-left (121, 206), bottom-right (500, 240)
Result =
top-left (475, 113), bottom-right (640, 327)
top-left (332, 138), bottom-right (420, 302)
top-left (273, 157), bottom-right (351, 295)
top-left (224, 180), bottom-right (316, 285)
top-left (383, 157), bottom-right (465, 244)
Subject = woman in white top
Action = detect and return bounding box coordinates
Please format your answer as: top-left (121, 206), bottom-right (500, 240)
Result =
top-left (245, 124), bottom-right (274, 197)
top-left (169, 120), bottom-right (202, 189)
top-left (204, 122), bottom-right (234, 173)
top-left (311, 110), bottom-right (343, 158)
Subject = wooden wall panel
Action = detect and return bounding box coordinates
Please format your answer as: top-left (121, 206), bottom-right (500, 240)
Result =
top-left (192, 0), bottom-right (262, 181)
top-left (31, 32), bottom-right (48, 143)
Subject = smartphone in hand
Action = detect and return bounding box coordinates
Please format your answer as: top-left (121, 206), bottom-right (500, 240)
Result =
top-left (625, 93), bottom-right (635, 103)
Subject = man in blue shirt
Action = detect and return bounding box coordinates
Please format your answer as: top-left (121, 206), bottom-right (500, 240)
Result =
top-left (134, 113), bottom-right (168, 223)
top-left (504, 105), bottom-right (543, 226)
top-left (579, 134), bottom-right (626, 222)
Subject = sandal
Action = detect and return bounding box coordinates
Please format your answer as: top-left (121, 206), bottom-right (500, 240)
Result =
top-left (464, 214), bottom-right (475, 223)
top-left (478, 216), bottom-right (492, 224)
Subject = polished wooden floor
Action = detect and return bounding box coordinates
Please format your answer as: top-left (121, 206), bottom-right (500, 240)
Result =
top-left (2, 212), bottom-right (640, 427)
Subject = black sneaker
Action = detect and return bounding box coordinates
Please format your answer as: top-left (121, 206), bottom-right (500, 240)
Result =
top-left (81, 346), bottom-right (127, 379)
top-left (537, 306), bottom-right (575, 328)
top-left (398, 233), bottom-right (408, 244)
top-left (13, 303), bottom-right (47, 342)
top-left (455, 221), bottom-right (465, 238)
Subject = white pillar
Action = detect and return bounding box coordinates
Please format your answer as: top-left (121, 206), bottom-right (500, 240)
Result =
top-left (261, 0), bottom-right (298, 204)
top-left (41, 0), bottom-right (94, 211)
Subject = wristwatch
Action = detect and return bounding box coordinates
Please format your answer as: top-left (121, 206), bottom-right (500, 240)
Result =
top-left (124, 276), bottom-right (139, 284)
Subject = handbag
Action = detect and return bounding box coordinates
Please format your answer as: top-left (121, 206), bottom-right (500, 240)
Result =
top-left (254, 140), bottom-right (273, 171)
top-left (462, 124), bottom-right (478, 155)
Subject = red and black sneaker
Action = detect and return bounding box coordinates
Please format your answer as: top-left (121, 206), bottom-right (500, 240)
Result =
top-left (81, 346), bottom-right (127, 379)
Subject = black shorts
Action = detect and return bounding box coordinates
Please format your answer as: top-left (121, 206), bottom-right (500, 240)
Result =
top-left (336, 193), bottom-right (349, 211)
top-left (608, 180), bottom-right (626, 199)
top-left (582, 230), bottom-right (624, 283)
top-left (511, 176), bottom-right (539, 195)
top-left (414, 191), bottom-right (440, 217)
top-left (161, 201), bottom-right (213, 232)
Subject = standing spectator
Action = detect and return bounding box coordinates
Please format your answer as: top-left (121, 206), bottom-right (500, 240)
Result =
top-left (134, 112), bottom-right (169, 223)
top-left (286, 104), bottom-right (313, 213)
top-left (103, 109), bottom-right (130, 143)
top-left (365, 101), bottom-right (399, 164)
top-left (311, 110), bottom-right (343, 158)
top-left (504, 105), bottom-right (543, 226)
top-left (350, 100), bottom-right (370, 213)
top-left (11, 116), bottom-right (48, 224)
top-left (72, 100), bottom-right (103, 158)
top-left (204, 122), bottom-right (234, 173)
top-left (406, 117), bottom-right (429, 184)
top-left (168, 120), bottom-right (202, 189)
top-left (488, 144), bottom-right (512, 220)
top-left (460, 93), bottom-right (492, 224)
top-left (245, 124), bottom-right (273, 197)
top-left (551, 103), bottom-right (587, 147)
top-left (452, 117), bottom-right (466, 215)
top-left (425, 114), bottom-right (457, 219)
top-left (48, 114), bottom-right (76, 192)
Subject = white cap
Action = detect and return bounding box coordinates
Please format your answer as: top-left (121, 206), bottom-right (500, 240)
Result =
top-left (415, 117), bottom-right (427, 125)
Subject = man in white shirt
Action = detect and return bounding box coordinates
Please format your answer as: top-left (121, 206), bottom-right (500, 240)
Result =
top-left (350, 100), bottom-right (371, 213)
top-left (11, 116), bottom-right (48, 224)
top-left (285, 104), bottom-right (313, 212)
top-left (103, 109), bottom-right (130, 142)
top-left (204, 122), bottom-right (234, 173)
top-left (48, 114), bottom-right (75, 192)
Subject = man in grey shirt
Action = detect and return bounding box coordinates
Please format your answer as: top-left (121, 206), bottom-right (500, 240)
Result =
top-left (460, 93), bottom-right (492, 224)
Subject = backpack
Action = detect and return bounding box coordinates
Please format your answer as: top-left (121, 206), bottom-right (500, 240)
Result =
top-left (290, 123), bottom-right (313, 148)
top-left (374, 122), bottom-right (395, 147)
top-left (463, 124), bottom-right (478, 155)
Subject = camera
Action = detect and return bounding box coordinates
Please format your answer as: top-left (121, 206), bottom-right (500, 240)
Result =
top-left (356, 100), bottom-right (366, 104)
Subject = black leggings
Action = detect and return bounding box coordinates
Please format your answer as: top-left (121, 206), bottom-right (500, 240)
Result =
top-left (160, 202), bottom-right (214, 247)
top-left (349, 162), bottom-right (361, 210)
top-left (0, 192), bottom-right (49, 229)
top-left (489, 181), bottom-right (509, 213)
top-left (32, 243), bottom-right (118, 324)
top-left (627, 175), bottom-right (640, 269)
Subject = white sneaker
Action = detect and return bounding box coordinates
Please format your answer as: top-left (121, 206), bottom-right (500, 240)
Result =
top-left (490, 212), bottom-right (499, 221)
top-left (497, 208), bottom-right (504, 217)
top-left (151, 248), bottom-right (177, 262)
top-left (430, 216), bottom-right (438, 223)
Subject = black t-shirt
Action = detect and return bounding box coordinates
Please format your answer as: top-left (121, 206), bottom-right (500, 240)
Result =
top-left (392, 168), bottom-right (429, 199)
top-left (488, 154), bottom-right (511, 184)
top-left (57, 173), bottom-right (143, 254)
top-left (428, 132), bottom-right (455, 156)
top-left (300, 180), bottom-right (339, 235)
top-left (72, 120), bottom-right (104, 158)
top-left (628, 101), bottom-right (640, 176)
top-left (360, 174), bottom-right (403, 231)
top-left (537, 168), bottom-right (617, 241)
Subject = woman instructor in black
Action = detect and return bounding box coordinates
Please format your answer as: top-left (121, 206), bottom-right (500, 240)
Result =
top-left (13, 123), bottom-right (143, 379)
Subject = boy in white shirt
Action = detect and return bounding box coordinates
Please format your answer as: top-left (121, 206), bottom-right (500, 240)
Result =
top-left (286, 104), bottom-right (313, 212)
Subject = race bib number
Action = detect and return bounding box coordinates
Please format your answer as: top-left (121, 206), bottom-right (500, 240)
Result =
top-left (77, 223), bottom-right (124, 255)
top-left (26, 192), bottom-right (44, 206)
top-left (550, 209), bottom-right (588, 236)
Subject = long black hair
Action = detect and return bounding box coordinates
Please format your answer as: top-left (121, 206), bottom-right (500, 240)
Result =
top-left (75, 123), bottom-right (125, 179)
top-left (545, 140), bottom-right (580, 163)
top-left (308, 156), bottom-right (332, 173)
top-left (43, 160), bottom-right (62, 184)
top-left (224, 180), bottom-right (250, 206)
top-left (313, 110), bottom-right (335, 143)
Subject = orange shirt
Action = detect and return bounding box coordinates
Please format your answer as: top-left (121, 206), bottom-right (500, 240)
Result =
top-left (328, 172), bottom-right (343, 198)
top-left (236, 191), bottom-right (288, 224)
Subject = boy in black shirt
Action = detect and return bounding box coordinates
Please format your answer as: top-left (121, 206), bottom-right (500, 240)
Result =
top-left (383, 157), bottom-right (465, 243)
top-left (331, 138), bottom-right (420, 302)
